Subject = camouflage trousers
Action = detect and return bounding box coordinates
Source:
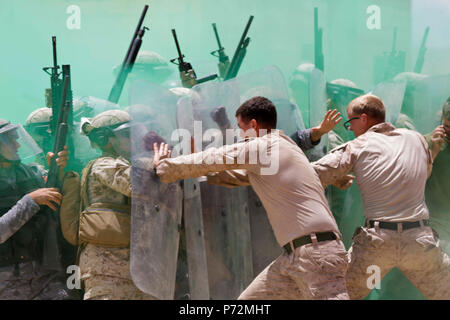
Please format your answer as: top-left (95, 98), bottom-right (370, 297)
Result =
top-left (0, 261), bottom-right (69, 300)
top-left (238, 239), bottom-right (349, 300)
top-left (430, 217), bottom-right (450, 256)
top-left (79, 244), bottom-right (155, 300)
top-left (347, 225), bottom-right (450, 300)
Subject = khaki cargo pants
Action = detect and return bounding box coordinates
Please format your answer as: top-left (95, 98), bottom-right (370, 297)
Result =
top-left (347, 225), bottom-right (450, 300)
top-left (238, 238), bottom-right (349, 300)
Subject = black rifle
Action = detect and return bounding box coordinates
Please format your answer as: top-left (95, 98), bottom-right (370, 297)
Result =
top-left (224, 15), bottom-right (254, 81)
top-left (170, 29), bottom-right (217, 88)
top-left (43, 37), bottom-right (78, 172)
top-left (108, 5), bottom-right (149, 103)
top-left (413, 26), bottom-right (430, 74)
top-left (314, 7), bottom-right (324, 72)
top-left (210, 23), bottom-right (230, 79)
top-left (384, 27), bottom-right (406, 81)
top-left (43, 36), bottom-right (62, 134)
top-left (41, 76), bottom-right (71, 271)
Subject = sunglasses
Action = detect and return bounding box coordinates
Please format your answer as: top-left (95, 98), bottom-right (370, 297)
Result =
top-left (343, 117), bottom-right (360, 131)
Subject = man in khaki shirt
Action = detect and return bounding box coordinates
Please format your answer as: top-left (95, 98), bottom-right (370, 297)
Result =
top-left (154, 96), bottom-right (349, 300)
top-left (313, 94), bottom-right (450, 300)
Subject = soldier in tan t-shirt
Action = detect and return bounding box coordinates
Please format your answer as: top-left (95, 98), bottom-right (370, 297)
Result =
top-left (154, 96), bottom-right (349, 300)
top-left (313, 94), bottom-right (450, 300)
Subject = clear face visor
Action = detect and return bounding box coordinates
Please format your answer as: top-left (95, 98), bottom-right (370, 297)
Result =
top-left (109, 122), bottom-right (134, 158)
top-left (0, 124), bottom-right (43, 161)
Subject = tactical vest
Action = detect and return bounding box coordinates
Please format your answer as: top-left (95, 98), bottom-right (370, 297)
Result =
top-left (78, 158), bottom-right (131, 248)
top-left (0, 163), bottom-right (47, 267)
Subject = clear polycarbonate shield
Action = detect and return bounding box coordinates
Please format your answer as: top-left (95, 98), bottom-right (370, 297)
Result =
top-left (128, 81), bottom-right (184, 299)
top-left (306, 68), bottom-right (329, 160)
top-left (370, 81), bottom-right (406, 124)
top-left (71, 96), bottom-right (121, 169)
top-left (74, 96), bottom-right (120, 121)
top-left (0, 123), bottom-right (42, 163)
top-left (176, 66), bottom-right (302, 298)
top-left (408, 74), bottom-right (450, 135)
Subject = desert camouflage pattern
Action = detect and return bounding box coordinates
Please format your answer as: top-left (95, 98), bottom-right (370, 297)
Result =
top-left (238, 239), bottom-right (349, 300)
top-left (347, 226), bottom-right (450, 300)
top-left (78, 155), bottom-right (153, 300)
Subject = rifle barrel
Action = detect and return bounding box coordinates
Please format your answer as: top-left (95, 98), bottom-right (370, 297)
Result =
top-left (314, 7), bottom-right (318, 32)
top-left (212, 23), bottom-right (222, 49)
top-left (52, 36), bottom-right (58, 70)
top-left (123, 5), bottom-right (148, 65)
top-left (172, 29), bottom-right (183, 60)
top-left (421, 26), bottom-right (430, 47)
top-left (392, 27), bottom-right (398, 52)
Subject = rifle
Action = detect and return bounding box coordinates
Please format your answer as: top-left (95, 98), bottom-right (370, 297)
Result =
top-left (43, 36), bottom-right (62, 134)
top-left (41, 76), bottom-right (71, 271)
top-left (170, 29), bottom-right (218, 88)
top-left (224, 15), bottom-right (254, 81)
top-left (210, 23), bottom-right (230, 79)
top-left (314, 7), bottom-right (324, 72)
top-left (384, 27), bottom-right (406, 81)
top-left (43, 37), bottom-right (78, 172)
top-left (413, 26), bottom-right (430, 74)
top-left (108, 5), bottom-right (149, 103)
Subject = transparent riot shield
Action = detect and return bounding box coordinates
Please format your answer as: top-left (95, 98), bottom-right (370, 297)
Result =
top-left (408, 74), bottom-right (450, 135)
top-left (177, 79), bottom-right (251, 300)
top-left (370, 81), bottom-right (405, 124)
top-left (128, 82), bottom-right (184, 299)
top-left (306, 68), bottom-right (329, 161)
top-left (73, 96), bottom-right (121, 172)
top-left (0, 123), bottom-right (43, 163)
top-left (178, 66), bottom-right (304, 297)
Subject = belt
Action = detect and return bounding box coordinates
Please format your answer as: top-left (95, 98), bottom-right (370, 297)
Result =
top-left (283, 232), bottom-right (337, 255)
top-left (367, 219), bottom-right (429, 231)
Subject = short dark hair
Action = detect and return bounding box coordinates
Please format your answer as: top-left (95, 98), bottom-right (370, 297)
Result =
top-left (143, 131), bottom-right (167, 152)
top-left (235, 96), bottom-right (277, 129)
top-left (443, 97), bottom-right (450, 120)
top-left (349, 94), bottom-right (386, 123)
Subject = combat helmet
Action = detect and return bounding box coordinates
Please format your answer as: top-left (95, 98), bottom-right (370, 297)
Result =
top-left (82, 109), bottom-right (131, 148)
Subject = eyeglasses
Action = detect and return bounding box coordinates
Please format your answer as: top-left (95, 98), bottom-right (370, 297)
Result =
top-left (343, 117), bottom-right (360, 131)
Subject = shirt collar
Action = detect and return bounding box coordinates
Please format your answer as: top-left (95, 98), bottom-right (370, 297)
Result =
top-left (367, 122), bottom-right (396, 134)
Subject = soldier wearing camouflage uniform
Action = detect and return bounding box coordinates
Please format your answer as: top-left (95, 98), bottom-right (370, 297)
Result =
top-left (78, 110), bottom-right (154, 300)
top-left (425, 98), bottom-right (450, 255)
top-left (0, 119), bottom-right (70, 300)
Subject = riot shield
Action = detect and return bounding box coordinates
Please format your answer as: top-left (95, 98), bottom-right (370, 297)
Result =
top-left (73, 96), bottom-right (121, 172)
top-left (306, 68), bottom-right (329, 161)
top-left (177, 78), bottom-right (250, 299)
top-left (128, 82), bottom-right (184, 299)
top-left (178, 66), bottom-right (304, 297)
top-left (408, 74), bottom-right (450, 135)
top-left (370, 81), bottom-right (405, 124)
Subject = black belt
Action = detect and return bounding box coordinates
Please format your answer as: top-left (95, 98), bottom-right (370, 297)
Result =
top-left (368, 219), bottom-right (429, 231)
top-left (283, 232), bottom-right (337, 254)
